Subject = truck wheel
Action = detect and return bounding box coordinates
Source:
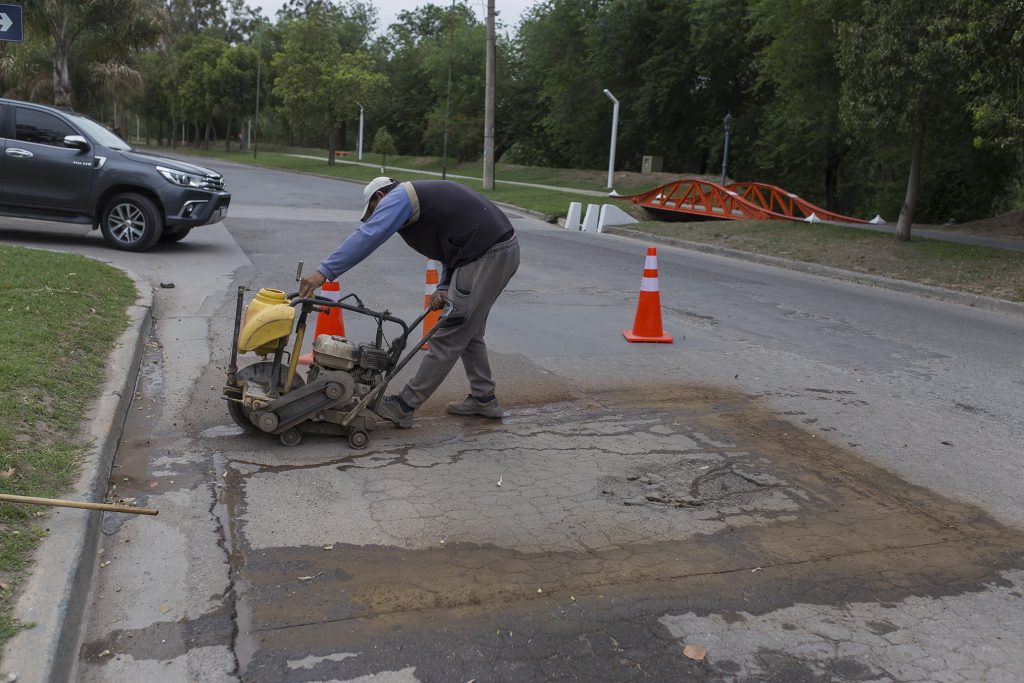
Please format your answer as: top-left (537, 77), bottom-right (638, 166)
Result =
top-left (161, 226), bottom-right (192, 243)
top-left (100, 193), bottom-right (163, 251)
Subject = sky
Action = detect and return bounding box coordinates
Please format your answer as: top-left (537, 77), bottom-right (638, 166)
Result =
top-left (246, 1), bottom-right (540, 34)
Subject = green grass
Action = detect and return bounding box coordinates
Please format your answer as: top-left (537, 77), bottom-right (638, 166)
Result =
top-left (630, 219), bottom-right (1024, 302)
top-left (144, 145), bottom-right (627, 219)
top-left (0, 246), bottom-right (135, 645)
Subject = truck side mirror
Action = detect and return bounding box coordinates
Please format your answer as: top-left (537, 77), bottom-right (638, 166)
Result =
top-left (63, 135), bottom-right (90, 152)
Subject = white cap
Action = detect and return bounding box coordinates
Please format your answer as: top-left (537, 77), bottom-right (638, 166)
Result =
top-left (360, 176), bottom-right (397, 222)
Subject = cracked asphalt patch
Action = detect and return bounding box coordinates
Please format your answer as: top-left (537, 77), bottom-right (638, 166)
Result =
top-left (203, 385), bottom-right (1024, 681)
top-left (76, 362), bottom-right (1024, 682)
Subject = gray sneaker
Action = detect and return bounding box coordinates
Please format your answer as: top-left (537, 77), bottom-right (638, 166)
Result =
top-left (447, 395), bottom-right (504, 418)
top-left (375, 395), bottom-right (413, 429)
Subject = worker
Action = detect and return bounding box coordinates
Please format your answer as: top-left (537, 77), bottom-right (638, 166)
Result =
top-left (299, 177), bottom-right (520, 428)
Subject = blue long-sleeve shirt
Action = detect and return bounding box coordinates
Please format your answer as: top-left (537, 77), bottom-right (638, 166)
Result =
top-left (318, 186), bottom-right (451, 288)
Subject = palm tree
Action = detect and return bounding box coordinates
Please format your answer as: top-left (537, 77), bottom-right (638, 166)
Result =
top-left (22, 0), bottom-right (166, 107)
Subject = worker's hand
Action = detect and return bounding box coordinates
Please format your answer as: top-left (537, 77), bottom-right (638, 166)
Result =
top-left (429, 288), bottom-right (448, 311)
top-left (299, 271), bottom-right (327, 299)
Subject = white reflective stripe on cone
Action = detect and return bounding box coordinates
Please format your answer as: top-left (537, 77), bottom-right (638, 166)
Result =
top-left (321, 287), bottom-right (342, 301)
top-left (644, 255), bottom-right (658, 270)
top-left (427, 259), bottom-right (440, 271)
top-left (425, 283), bottom-right (437, 295)
top-left (640, 277), bottom-right (660, 292)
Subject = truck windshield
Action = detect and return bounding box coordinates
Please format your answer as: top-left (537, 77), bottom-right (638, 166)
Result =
top-left (66, 113), bottom-right (132, 151)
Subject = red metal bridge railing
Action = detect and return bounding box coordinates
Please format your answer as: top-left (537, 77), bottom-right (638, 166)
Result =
top-left (619, 179), bottom-right (865, 224)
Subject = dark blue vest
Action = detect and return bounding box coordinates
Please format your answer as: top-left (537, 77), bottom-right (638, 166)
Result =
top-left (397, 180), bottom-right (513, 274)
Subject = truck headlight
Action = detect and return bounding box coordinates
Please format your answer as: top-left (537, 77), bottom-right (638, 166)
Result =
top-left (157, 166), bottom-right (204, 188)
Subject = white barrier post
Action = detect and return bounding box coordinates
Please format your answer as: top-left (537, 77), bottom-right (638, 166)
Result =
top-left (581, 204), bottom-right (600, 233)
top-left (565, 202), bottom-right (582, 230)
top-left (597, 204), bottom-right (638, 233)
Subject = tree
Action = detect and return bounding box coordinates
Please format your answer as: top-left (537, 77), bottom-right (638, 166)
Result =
top-left (167, 0), bottom-right (227, 36)
top-left (838, 0), bottom-right (966, 240)
top-left (954, 0), bottom-right (1024, 159)
top-left (91, 61), bottom-right (143, 133)
top-left (213, 43), bottom-right (258, 150)
top-left (176, 35), bottom-right (230, 147)
top-left (24, 0), bottom-right (165, 107)
top-left (748, 0), bottom-right (859, 210)
top-left (515, 0), bottom-right (606, 168)
top-left (372, 126), bottom-right (396, 172)
top-left (131, 49), bottom-right (174, 144)
top-left (376, 3), bottom-right (482, 158)
top-left (273, 8), bottom-right (386, 163)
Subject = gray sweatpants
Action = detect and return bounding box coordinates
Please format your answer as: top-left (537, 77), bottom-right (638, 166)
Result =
top-left (399, 235), bottom-right (520, 409)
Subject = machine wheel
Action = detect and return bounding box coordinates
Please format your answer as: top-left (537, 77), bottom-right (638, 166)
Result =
top-left (226, 362), bottom-right (305, 433)
top-left (279, 428), bottom-right (302, 447)
top-left (100, 192), bottom-right (163, 252)
top-left (347, 430), bottom-right (369, 450)
top-left (227, 400), bottom-right (257, 431)
top-left (160, 226), bottom-right (192, 242)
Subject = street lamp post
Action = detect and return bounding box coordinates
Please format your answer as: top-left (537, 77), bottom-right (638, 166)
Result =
top-left (720, 112), bottom-right (732, 186)
top-left (356, 101), bottom-right (365, 161)
top-left (253, 17), bottom-right (262, 159)
top-left (603, 89), bottom-right (619, 190)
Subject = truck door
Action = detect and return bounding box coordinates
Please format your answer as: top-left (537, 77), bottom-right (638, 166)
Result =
top-left (1, 106), bottom-right (96, 214)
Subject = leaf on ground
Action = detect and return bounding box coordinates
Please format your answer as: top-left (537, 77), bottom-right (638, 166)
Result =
top-left (683, 644), bottom-right (707, 661)
top-left (0, 467), bottom-right (16, 478)
top-left (159, 602), bottom-right (172, 614)
top-left (0, 582), bottom-right (10, 591)
top-left (323, 544), bottom-right (334, 551)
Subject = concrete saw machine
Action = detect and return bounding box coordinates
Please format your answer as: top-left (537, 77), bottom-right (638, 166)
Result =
top-left (222, 269), bottom-right (451, 450)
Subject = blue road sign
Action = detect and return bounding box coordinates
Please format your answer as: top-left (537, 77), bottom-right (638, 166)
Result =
top-left (0, 4), bottom-right (23, 43)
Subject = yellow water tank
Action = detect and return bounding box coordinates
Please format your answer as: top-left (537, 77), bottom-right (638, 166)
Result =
top-left (244, 288), bottom-right (289, 326)
top-left (239, 288), bottom-right (295, 356)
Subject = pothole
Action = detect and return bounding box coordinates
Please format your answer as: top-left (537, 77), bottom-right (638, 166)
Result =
top-left (604, 464), bottom-right (786, 509)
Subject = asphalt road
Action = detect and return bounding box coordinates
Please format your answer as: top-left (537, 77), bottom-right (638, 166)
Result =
top-left (3, 157), bottom-right (1023, 681)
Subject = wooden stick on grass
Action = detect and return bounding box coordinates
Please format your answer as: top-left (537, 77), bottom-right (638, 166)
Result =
top-left (0, 494), bottom-right (158, 516)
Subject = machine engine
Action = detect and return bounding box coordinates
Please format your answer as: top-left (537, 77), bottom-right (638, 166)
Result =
top-left (310, 335), bottom-right (393, 400)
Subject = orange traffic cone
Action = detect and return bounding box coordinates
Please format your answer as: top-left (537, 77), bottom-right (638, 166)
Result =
top-left (298, 279), bottom-right (346, 365)
top-left (623, 247), bottom-right (673, 343)
top-left (421, 260), bottom-right (442, 349)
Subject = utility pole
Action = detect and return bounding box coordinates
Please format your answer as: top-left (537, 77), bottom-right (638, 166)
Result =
top-left (482, 0), bottom-right (495, 190)
top-left (442, 0), bottom-right (454, 180)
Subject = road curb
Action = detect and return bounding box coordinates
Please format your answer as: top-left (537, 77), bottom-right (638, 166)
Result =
top-left (2, 259), bottom-right (153, 683)
top-left (492, 201), bottom-right (559, 224)
top-left (603, 226), bottom-right (1024, 317)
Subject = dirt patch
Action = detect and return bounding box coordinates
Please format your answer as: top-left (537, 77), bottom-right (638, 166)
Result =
top-left (923, 209), bottom-right (1024, 240)
top-left (190, 383), bottom-right (1024, 681)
